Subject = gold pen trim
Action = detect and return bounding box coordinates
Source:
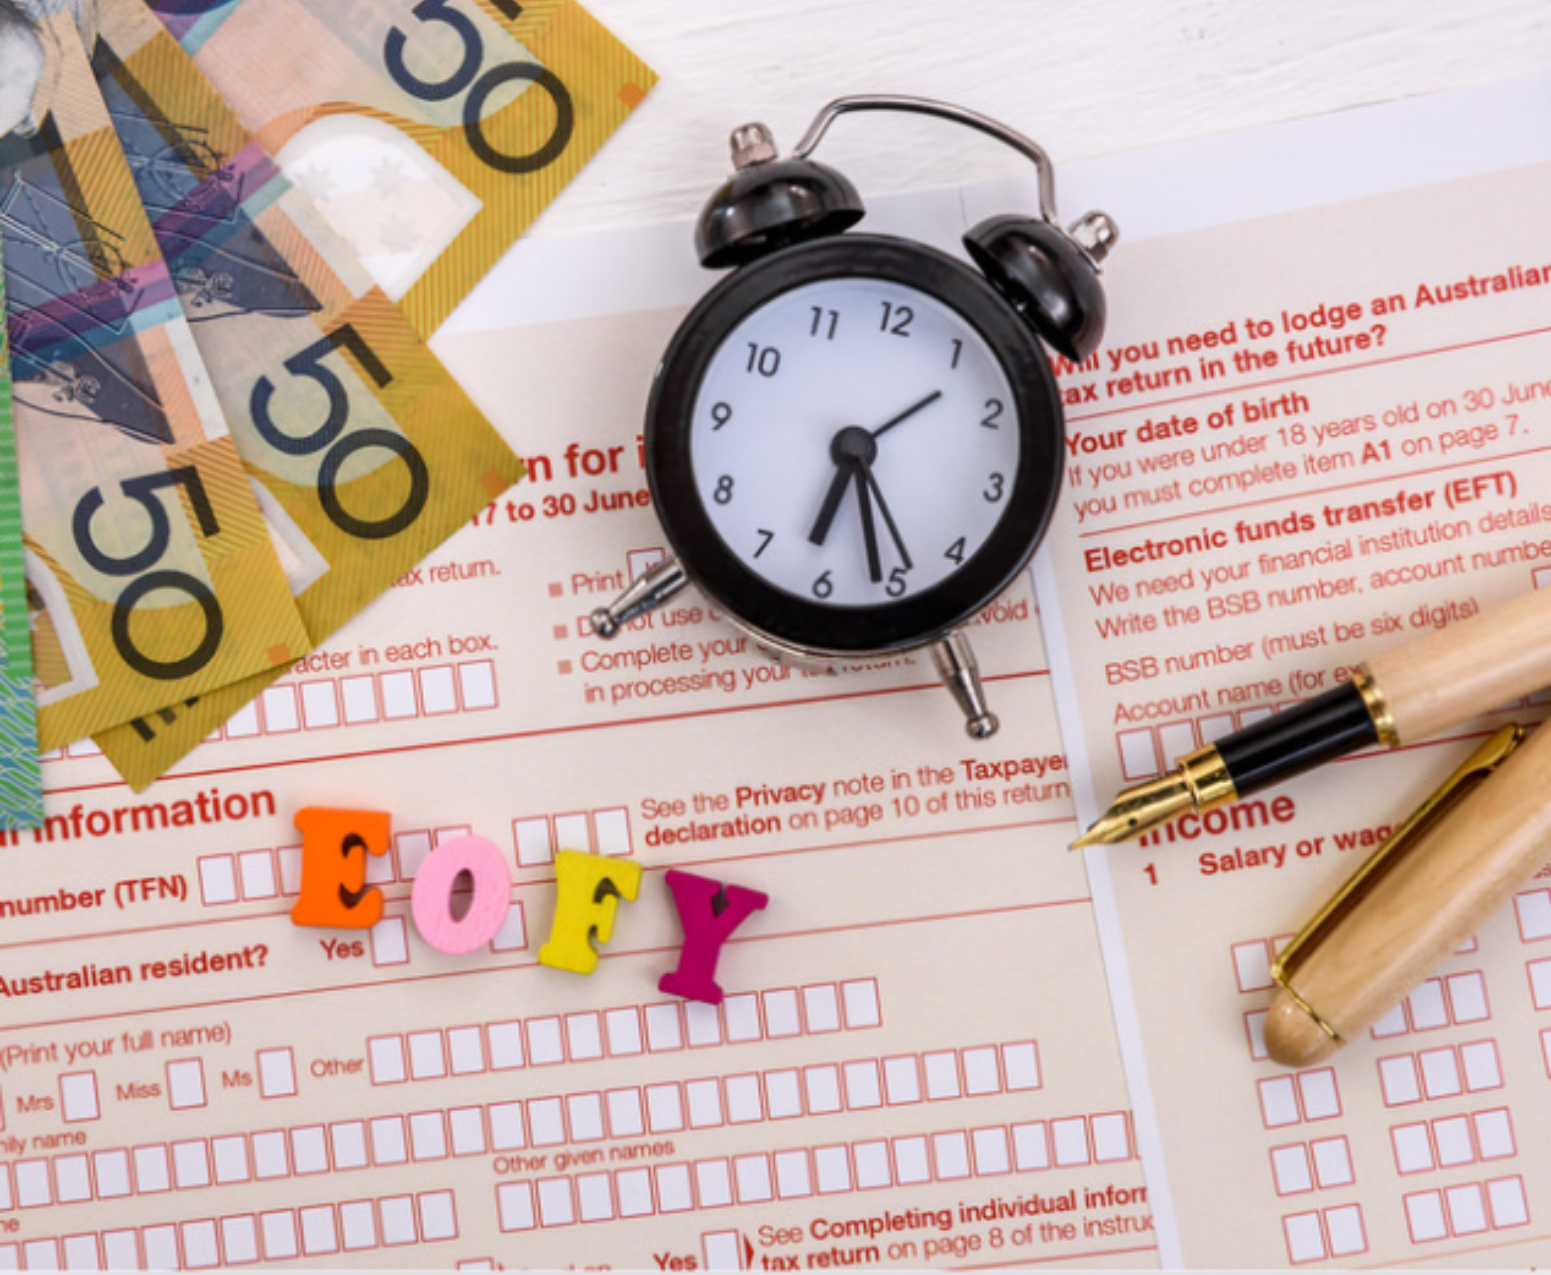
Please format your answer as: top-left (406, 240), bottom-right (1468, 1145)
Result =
top-left (1270, 724), bottom-right (1525, 999)
top-left (1352, 663), bottom-right (1400, 748)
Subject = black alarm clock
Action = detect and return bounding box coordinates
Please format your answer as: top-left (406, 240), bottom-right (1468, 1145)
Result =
top-left (591, 95), bottom-right (1116, 737)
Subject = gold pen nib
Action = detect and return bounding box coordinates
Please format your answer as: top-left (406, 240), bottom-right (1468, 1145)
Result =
top-left (1070, 771), bottom-right (1199, 849)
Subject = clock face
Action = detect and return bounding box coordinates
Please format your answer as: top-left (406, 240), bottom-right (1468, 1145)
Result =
top-left (689, 275), bottom-right (1021, 608)
top-left (647, 235), bottom-right (1063, 656)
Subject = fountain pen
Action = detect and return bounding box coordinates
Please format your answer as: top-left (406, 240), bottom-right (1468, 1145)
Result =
top-left (1073, 584), bottom-right (1551, 848)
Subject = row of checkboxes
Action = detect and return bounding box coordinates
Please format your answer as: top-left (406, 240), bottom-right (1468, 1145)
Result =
top-left (1, 1041), bottom-right (1037, 1211)
top-left (50, 662), bottom-right (501, 765)
top-left (2, 1189), bottom-right (457, 1270)
top-left (1391, 1106), bottom-right (1517, 1175)
top-left (367, 979), bottom-right (884, 1084)
top-left (497, 1109), bottom-right (1135, 1231)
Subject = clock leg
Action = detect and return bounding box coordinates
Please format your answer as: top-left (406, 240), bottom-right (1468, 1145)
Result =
top-left (590, 557), bottom-right (690, 638)
top-left (931, 631), bottom-right (999, 739)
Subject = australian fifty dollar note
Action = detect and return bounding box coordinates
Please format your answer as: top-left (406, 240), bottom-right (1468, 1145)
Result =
top-left (147, 0), bottom-right (655, 338)
top-left (89, 1), bottom-right (525, 788)
top-left (1, 3), bottom-right (311, 752)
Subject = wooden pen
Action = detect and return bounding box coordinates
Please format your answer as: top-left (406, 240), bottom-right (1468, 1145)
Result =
top-left (1075, 584), bottom-right (1551, 848)
top-left (1264, 723), bottom-right (1549, 1067)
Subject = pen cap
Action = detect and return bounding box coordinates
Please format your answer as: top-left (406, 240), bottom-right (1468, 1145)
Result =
top-left (1266, 724), bottom-right (1550, 1065)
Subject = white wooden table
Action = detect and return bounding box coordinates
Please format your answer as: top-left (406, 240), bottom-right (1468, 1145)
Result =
top-left (542, 1), bottom-right (1551, 236)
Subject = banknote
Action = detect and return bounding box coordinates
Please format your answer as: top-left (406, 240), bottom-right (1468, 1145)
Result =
top-left (0, 5), bottom-right (311, 751)
top-left (146, 0), bottom-right (656, 337)
top-left (89, 2), bottom-right (525, 788)
top-left (0, 240), bottom-right (44, 829)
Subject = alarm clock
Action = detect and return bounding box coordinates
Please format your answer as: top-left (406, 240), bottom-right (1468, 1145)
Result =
top-left (590, 95), bottom-right (1116, 737)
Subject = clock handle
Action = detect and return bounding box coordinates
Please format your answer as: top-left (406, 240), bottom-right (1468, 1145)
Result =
top-left (931, 631), bottom-right (1000, 740)
top-left (590, 557), bottom-right (690, 639)
top-left (789, 95), bottom-right (1060, 223)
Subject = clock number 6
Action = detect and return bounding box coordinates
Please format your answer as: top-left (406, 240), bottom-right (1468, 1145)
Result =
top-left (72, 467), bottom-right (225, 680)
top-left (384, 0), bottom-right (575, 174)
top-left (250, 324), bottom-right (430, 541)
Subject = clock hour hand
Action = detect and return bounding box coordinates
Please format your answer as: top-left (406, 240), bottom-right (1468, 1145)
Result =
top-left (808, 456), bottom-right (856, 546)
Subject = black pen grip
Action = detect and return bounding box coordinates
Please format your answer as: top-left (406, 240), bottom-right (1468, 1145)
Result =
top-left (1216, 681), bottom-right (1380, 794)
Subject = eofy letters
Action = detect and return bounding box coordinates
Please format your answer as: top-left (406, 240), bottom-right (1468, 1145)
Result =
top-left (289, 808), bottom-right (767, 1004)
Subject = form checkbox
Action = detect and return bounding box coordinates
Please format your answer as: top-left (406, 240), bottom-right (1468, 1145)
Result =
top-left (735, 1155), bottom-right (773, 1203)
top-left (973, 1127), bottom-right (1012, 1175)
top-left (645, 1003), bottom-right (684, 1051)
top-left (261, 1210), bottom-right (299, 1260)
top-left (167, 1058), bottom-right (207, 1110)
top-left (883, 1055), bottom-right (922, 1104)
top-left (331, 1121), bottom-right (369, 1170)
top-left (567, 1012), bottom-right (604, 1060)
top-left (448, 1026), bottom-right (486, 1075)
top-left (450, 1107), bottom-right (488, 1156)
top-left (133, 1144), bottom-right (171, 1193)
top-left (369, 1036), bottom-right (407, 1085)
top-left (578, 1172), bottom-right (614, 1222)
top-left (802, 984), bottom-right (840, 1033)
top-left (300, 680), bottom-right (340, 728)
top-left (841, 978), bottom-right (882, 1029)
top-left (370, 1116), bottom-right (408, 1165)
top-left (381, 670), bottom-right (419, 719)
top-left (251, 1131), bottom-right (289, 1179)
top-left (340, 1199), bottom-right (377, 1251)
top-left (371, 916), bottom-right (410, 967)
top-left (257, 1048), bottom-right (297, 1098)
top-left (221, 1216), bottom-right (259, 1265)
top-left (410, 1111), bottom-right (449, 1160)
top-left (763, 988), bottom-right (801, 1038)
top-left (538, 1177), bottom-right (577, 1225)
top-left (58, 1071), bottom-right (99, 1122)
top-left (381, 1195), bottom-right (417, 1246)
top-left (94, 1149), bottom-right (131, 1198)
top-left (53, 1155), bottom-right (89, 1203)
top-left (1012, 1123), bottom-right (1051, 1171)
top-left (617, 1167), bottom-right (653, 1217)
top-left (606, 1089), bottom-right (644, 1138)
top-left (291, 1126), bottom-right (328, 1175)
top-left (725, 1073), bottom-right (763, 1122)
top-left (182, 1219), bottom-right (220, 1269)
top-left (695, 1159), bottom-right (733, 1207)
top-left (489, 1102), bottom-right (526, 1151)
top-left (212, 1136), bottom-right (251, 1184)
top-left (487, 1021), bottom-right (525, 1070)
top-left (173, 1139), bottom-right (211, 1189)
top-left (567, 1093), bottom-right (605, 1142)
top-left (933, 1131), bottom-right (971, 1180)
top-left (419, 1190), bottom-right (458, 1241)
top-left (656, 1165), bottom-right (693, 1213)
top-left (774, 1150), bottom-right (812, 1198)
top-left (646, 1085), bottom-right (685, 1133)
top-left (497, 1182), bottom-right (536, 1232)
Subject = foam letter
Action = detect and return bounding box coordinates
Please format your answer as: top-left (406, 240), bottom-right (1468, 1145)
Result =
top-left (537, 850), bottom-right (643, 974)
top-left (410, 834), bottom-right (512, 954)
top-left (291, 807), bottom-right (390, 928)
top-left (657, 869), bottom-right (768, 1004)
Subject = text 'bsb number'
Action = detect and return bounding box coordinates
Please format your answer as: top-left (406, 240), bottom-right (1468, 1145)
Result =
top-left (384, 0), bottom-right (575, 174)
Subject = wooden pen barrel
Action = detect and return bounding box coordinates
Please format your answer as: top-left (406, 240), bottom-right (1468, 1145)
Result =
top-left (1265, 720), bottom-right (1551, 1067)
top-left (1370, 586), bottom-right (1551, 743)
